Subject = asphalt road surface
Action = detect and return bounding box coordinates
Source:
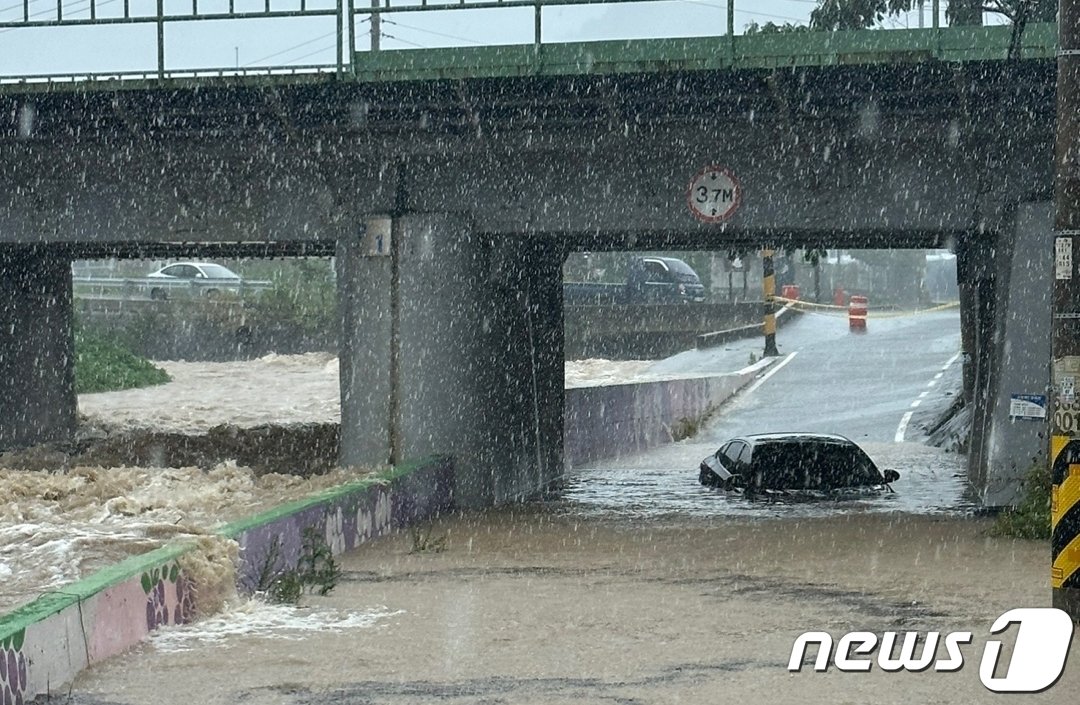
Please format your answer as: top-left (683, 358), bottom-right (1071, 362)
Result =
top-left (564, 308), bottom-right (969, 519)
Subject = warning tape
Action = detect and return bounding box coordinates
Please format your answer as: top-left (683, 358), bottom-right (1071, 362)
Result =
top-left (769, 297), bottom-right (960, 319)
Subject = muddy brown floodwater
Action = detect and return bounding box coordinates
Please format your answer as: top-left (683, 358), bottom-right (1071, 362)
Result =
top-left (71, 506), bottom-right (1076, 705)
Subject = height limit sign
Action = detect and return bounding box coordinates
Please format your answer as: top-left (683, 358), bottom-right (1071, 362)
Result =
top-left (687, 166), bottom-right (741, 223)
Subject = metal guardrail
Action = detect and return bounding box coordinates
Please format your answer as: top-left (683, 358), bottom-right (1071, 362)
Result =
top-left (0, 0), bottom-right (951, 83)
top-left (72, 276), bottom-right (272, 301)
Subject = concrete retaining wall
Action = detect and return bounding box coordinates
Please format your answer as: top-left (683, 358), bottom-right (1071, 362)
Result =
top-left (564, 361), bottom-right (769, 468)
top-left (0, 456), bottom-right (453, 704)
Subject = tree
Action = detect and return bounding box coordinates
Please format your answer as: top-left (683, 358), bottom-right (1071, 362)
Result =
top-left (744, 21), bottom-right (811, 35)
top-left (809, 0), bottom-right (914, 30)
top-left (807, 0), bottom-right (1053, 30)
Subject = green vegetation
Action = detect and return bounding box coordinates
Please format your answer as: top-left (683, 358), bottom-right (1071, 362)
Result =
top-left (74, 329), bottom-right (171, 394)
top-left (409, 524), bottom-right (448, 554)
top-left (746, 0), bottom-right (1048, 34)
top-left (257, 526), bottom-right (341, 604)
top-left (236, 258), bottom-right (337, 338)
top-left (990, 463), bottom-right (1051, 540)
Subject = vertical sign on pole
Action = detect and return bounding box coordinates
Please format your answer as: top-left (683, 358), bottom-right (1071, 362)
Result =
top-left (762, 248), bottom-right (779, 357)
top-left (1053, 0), bottom-right (1080, 620)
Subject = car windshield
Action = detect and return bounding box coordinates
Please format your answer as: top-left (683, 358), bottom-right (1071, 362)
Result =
top-left (198, 264), bottom-right (239, 279)
top-left (661, 259), bottom-right (701, 283)
top-left (751, 441), bottom-right (881, 490)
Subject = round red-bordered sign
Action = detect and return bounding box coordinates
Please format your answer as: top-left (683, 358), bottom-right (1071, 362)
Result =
top-left (686, 166), bottom-right (742, 223)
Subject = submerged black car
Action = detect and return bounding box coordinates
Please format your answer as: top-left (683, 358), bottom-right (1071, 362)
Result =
top-left (698, 433), bottom-right (899, 495)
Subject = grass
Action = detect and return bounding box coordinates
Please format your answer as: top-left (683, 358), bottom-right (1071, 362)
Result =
top-left (256, 527), bottom-right (342, 604)
top-left (74, 329), bottom-right (171, 394)
top-left (990, 463), bottom-right (1051, 540)
top-left (408, 525), bottom-right (448, 554)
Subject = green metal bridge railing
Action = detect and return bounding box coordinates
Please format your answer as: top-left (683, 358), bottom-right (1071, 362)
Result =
top-left (0, 0), bottom-right (957, 83)
top-left (0, 0), bottom-right (1049, 86)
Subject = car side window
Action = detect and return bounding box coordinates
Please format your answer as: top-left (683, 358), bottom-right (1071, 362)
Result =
top-left (643, 261), bottom-right (670, 283)
top-left (723, 441), bottom-right (745, 467)
top-left (736, 443), bottom-right (753, 467)
top-left (170, 265), bottom-right (197, 278)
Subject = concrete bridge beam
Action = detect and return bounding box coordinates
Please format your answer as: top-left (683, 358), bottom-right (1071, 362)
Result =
top-left (0, 246), bottom-right (77, 449)
top-left (337, 214), bottom-right (564, 507)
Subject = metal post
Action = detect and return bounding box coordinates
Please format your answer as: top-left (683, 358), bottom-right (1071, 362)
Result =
top-left (370, 0), bottom-right (379, 52)
top-left (156, 0), bottom-right (165, 79)
top-left (336, 0), bottom-right (344, 74)
top-left (727, 0), bottom-right (735, 62)
top-left (1053, 0), bottom-right (1080, 620)
top-left (534, 0), bottom-right (541, 49)
top-left (346, 0), bottom-right (356, 71)
top-left (762, 248), bottom-right (779, 357)
top-left (932, 0), bottom-right (939, 28)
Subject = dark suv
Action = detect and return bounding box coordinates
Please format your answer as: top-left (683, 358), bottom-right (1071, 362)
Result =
top-left (625, 256), bottom-right (706, 303)
top-left (698, 433), bottom-right (899, 495)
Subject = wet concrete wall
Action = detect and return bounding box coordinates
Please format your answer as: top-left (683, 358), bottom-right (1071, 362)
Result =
top-left (564, 363), bottom-right (766, 468)
top-left (0, 246), bottom-right (76, 449)
top-left (564, 302), bottom-right (761, 359)
top-left (971, 202), bottom-right (1053, 506)
top-left (337, 215), bottom-right (565, 508)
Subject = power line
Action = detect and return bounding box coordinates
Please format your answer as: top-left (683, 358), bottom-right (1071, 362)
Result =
top-left (379, 31), bottom-right (426, 49)
top-left (383, 17), bottom-right (483, 45)
top-left (243, 28), bottom-right (338, 66)
top-left (282, 41), bottom-right (338, 63)
top-left (674, 0), bottom-right (805, 23)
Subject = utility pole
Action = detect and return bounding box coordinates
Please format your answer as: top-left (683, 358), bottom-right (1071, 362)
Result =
top-left (1052, 0), bottom-right (1080, 620)
top-left (370, 0), bottom-right (380, 51)
top-left (762, 247), bottom-right (779, 357)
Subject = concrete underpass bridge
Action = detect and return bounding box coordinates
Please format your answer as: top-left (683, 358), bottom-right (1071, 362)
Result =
top-left (0, 14), bottom-right (1061, 507)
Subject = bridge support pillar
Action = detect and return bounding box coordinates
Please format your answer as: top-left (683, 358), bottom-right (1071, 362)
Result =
top-left (337, 214), bottom-right (564, 507)
top-left (964, 204), bottom-right (1054, 506)
top-left (0, 246), bottom-right (77, 449)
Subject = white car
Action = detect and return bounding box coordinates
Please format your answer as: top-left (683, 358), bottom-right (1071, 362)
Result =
top-left (146, 262), bottom-right (243, 300)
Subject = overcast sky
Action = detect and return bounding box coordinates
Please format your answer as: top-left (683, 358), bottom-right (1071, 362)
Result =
top-left (0, 1), bottom-right (1005, 78)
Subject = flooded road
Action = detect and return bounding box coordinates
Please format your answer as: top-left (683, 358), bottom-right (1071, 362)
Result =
top-left (562, 440), bottom-right (969, 519)
top-left (25, 306), bottom-right (1043, 705)
top-left (69, 507), bottom-right (1070, 705)
top-left (63, 310), bottom-right (1060, 704)
top-left (566, 309), bottom-right (969, 519)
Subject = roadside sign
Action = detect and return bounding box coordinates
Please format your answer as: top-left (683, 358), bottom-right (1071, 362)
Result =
top-left (1009, 394), bottom-right (1047, 421)
top-left (1058, 237), bottom-right (1074, 280)
top-left (687, 166), bottom-right (741, 223)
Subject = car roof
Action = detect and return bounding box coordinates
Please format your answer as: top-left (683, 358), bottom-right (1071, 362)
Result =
top-left (731, 433), bottom-right (857, 446)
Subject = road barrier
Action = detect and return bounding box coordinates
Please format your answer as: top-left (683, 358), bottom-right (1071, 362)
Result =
top-left (849, 295), bottom-right (868, 331)
top-left (769, 296), bottom-right (960, 320)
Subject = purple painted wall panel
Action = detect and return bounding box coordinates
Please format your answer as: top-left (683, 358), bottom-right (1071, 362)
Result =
top-left (233, 457), bottom-right (454, 592)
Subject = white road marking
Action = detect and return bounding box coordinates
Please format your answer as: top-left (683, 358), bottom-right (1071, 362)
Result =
top-left (742, 351), bottom-right (799, 396)
top-left (895, 411), bottom-right (914, 443)
top-left (894, 350), bottom-right (964, 443)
